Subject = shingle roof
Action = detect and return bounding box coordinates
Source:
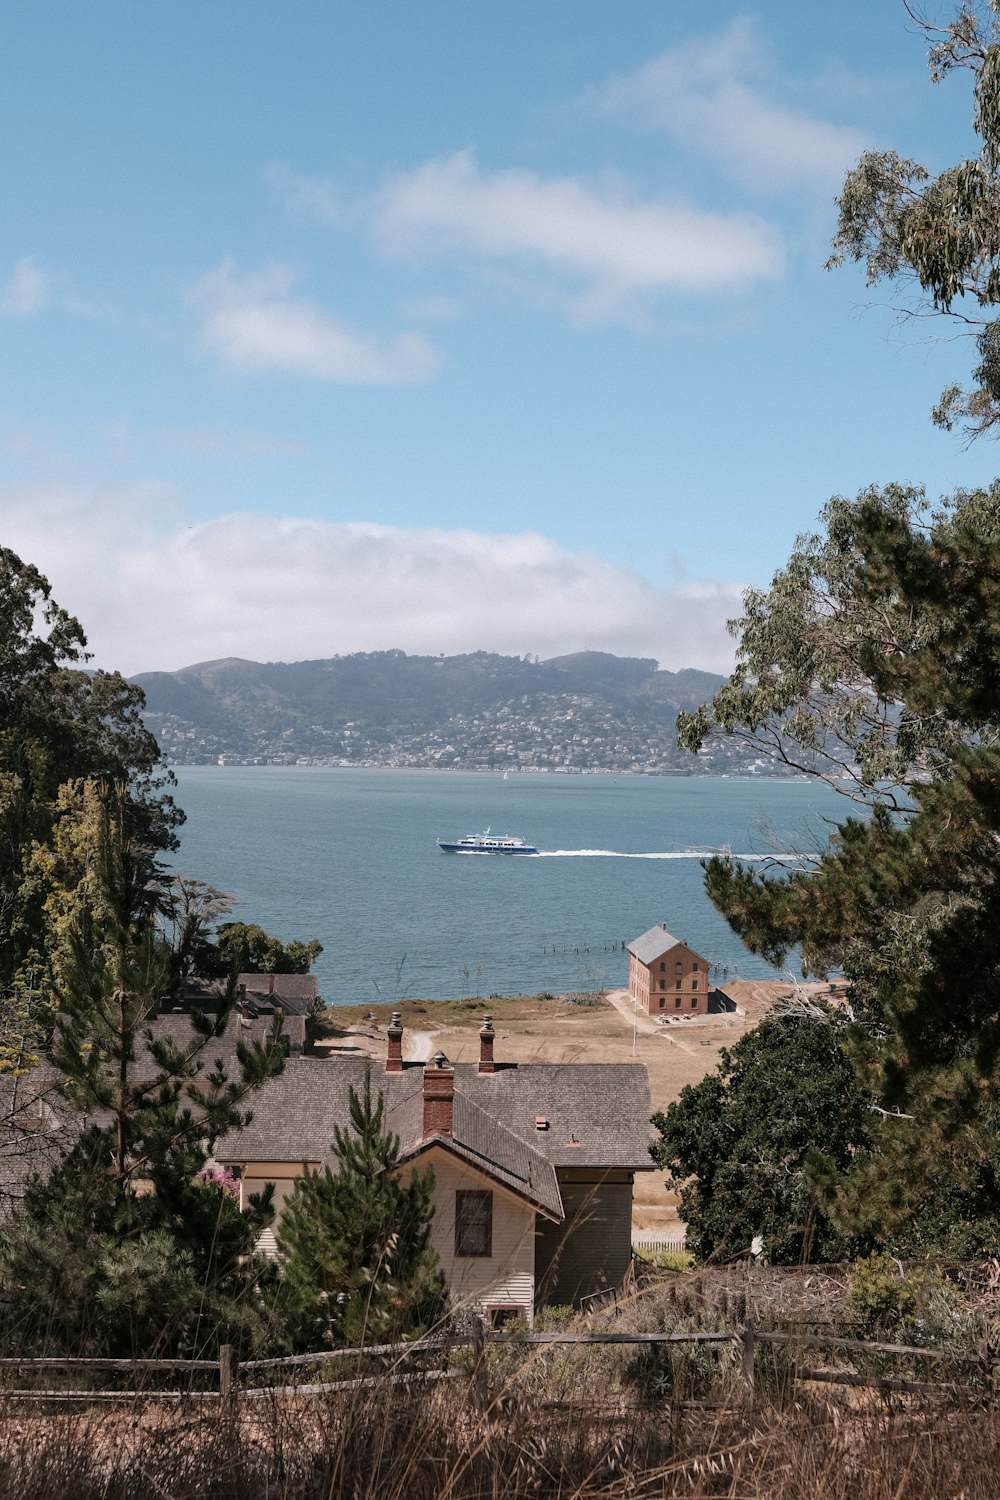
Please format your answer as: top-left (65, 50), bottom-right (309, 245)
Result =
top-left (0, 1011), bottom-right (293, 1212)
top-left (412, 1096), bottom-right (563, 1220)
top-left (214, 1055), bottom-right (655, 1198)
top-left (454, 1063), bottom-right (653, 1171)
top-left (0, 1061), bottom-right (79, 1217)
top-left (236, 974), bottom-right (318, 1017)
top-left (627, 924), bottom-right (693, 965)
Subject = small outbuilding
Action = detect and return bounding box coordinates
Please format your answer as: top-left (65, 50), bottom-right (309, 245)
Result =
top-left (626, 923), bottom-right (708, 1017)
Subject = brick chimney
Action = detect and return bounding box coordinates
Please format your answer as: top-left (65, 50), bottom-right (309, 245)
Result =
top-left (386, 1011), bottom-right (404, 1074)
top-left (478, 1014), bottom-right (495, 1074)
top-left (268, 973), bottom-right (275, 996)
top-left (422, 1052), bottom-right (454, 1138)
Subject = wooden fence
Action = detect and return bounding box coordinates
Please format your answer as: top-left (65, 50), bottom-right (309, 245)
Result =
top-left (631, 1235), bottom-right (688, 1257)
top-left (0, 1324), bottom-right (993, 1406)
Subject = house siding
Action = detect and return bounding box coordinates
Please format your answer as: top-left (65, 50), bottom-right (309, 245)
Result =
top-left (535, 1168), bottom-right (635, 1308)
top-left (401, 1148), bottom-right (536, 1322)
top-left (240, 1160), bottom-right (317, 1257)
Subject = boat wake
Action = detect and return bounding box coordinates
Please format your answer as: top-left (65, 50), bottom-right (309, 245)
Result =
top-left (533, 849), bottom-right (784, 861)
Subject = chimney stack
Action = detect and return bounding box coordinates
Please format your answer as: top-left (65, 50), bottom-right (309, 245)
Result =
top-left (423, 1051), bottom-right (454, 1137)
top-left (268, 974), bottom-right (275, 996)
top-left (478, 1014), bottom-right (495, 1074)
top-left (386, 1011), bottom-right (404, 1073)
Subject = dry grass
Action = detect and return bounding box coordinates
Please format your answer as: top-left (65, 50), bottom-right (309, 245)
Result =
top-left (3, 1357), bottom-right (1000, 1499)
top-left (5, 1266), bottom-right (1000, 1498)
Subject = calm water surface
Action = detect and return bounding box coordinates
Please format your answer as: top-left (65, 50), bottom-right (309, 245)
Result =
top-left (168, 769), bottom-right (845, 1005)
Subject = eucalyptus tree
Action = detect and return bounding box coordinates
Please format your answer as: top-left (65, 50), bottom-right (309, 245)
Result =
top-left (830, 2), bottom-right (1000, 440)
top-left (679, 482), bottom-right (1000, 1242)
top-left (0, 547), bottom-right (180, 995)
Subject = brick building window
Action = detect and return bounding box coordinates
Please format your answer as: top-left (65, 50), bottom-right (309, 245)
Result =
top-left (455, 1191), bottom-right (492, 1257)
top-left (690, 997), bottom-right (698, 1009)
top-left (692, 978), bottom-right (698, 990)
top-left (674, 996), bottom-right (682, 1009)
top-left (676, 979), bottom-right (681, 989)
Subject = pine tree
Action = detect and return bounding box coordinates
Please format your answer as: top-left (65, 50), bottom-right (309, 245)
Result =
top-left (276, 1068), bottom-right (446, 1350)
top-left (680, 484), bottom-right (1000, 1245)
top-left (0, 779), bottom-right (287, 1358)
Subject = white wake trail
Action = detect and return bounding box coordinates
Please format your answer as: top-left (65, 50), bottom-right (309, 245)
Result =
top-left (533, 849), bottom-right (784, 861)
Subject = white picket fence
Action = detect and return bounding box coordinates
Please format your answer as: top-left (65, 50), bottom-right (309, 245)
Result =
top-left (632, 1233), bottom-right (687, 1257)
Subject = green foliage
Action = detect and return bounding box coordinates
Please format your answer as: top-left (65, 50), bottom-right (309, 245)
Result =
top-left (157, 874), bottom-right (237, 986)
top-left (678, 482), bottom-right (1000, 804)
top-left (276, 1068), bottom-right (446, 1349)
top-left (199, 921), bottom-right (323, 978)
top-left (847, 1253), bottom-right (968, 1348)
top-left (829, 4), bottom-right (1000, 440)
top-left (0, 782), bottom-right (288, 1357)
top-left (632, 1246), bottom-right (694, 1272)
top-left (652, 1014), bottom-right (872, 1265)
top-left (678, 483), bottom-right (1000, 1249)
top-left (0, 548), bottom-right (180, 994)
top-left (0, 1133), bottom-right (279, 1358)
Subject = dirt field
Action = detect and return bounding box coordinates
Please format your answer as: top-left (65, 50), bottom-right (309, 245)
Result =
top-left (317, 981), bottom-right (827, 1237)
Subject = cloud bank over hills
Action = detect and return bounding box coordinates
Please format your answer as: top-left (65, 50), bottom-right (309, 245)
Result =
top-left (2, 483), bottom-right (743, 679)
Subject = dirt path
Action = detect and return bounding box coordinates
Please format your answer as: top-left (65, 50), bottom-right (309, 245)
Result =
top-left (604, 988), bottom-right (698, 1055)
top-left (405, 1029), bottom-right (437, 1061)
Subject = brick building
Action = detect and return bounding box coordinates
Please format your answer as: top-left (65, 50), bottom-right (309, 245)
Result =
top-left (626, 923), bottom-right (708, 1017)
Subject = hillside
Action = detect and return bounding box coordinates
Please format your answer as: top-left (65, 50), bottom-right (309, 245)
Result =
top-left (131, 649), bottom-right (761, 774)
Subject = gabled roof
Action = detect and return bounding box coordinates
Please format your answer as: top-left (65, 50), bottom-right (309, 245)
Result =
top-left (214, 1056), bottom-right (654, 1195)
top-left (405, 1096), bottom-right (563, 1220)
top-left (236, 974), bottom-right (318, 1017)
top-left (627, 924), bottom-right (702, 966)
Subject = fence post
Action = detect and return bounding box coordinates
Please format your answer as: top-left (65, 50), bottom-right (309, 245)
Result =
top-left (471, 1318), bottom-right (488, 1411)
top-left (219, 1343), bottom-right (235, 1414)
top-left (741, 1325), bottom-right (756, 1395)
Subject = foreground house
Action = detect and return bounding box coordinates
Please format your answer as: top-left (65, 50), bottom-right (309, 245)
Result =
top-left (215, 1014), bottom-right (654, 1322)
top-left (627, 924), bottom-right (709, 1017)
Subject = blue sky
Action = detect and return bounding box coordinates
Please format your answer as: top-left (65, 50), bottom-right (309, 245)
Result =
top-left (2, 1), bottom-right (996, 675)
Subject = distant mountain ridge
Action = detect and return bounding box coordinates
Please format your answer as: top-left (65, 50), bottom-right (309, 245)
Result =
top-left (132, 649), bottom-right (752, 774)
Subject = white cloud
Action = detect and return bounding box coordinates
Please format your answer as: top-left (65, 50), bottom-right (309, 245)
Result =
top-left (0, 485), bottom-right (741, 678)
top-left (0, 257), bottom-right (51, 317)
top-left (590, 18), bottom-right (869, 194)
top-left (372, 151), bottom-right (783, 317)
top-left (190, 262), bottom-right (441, 384)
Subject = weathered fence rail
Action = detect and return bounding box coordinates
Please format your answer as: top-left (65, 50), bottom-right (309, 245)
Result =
top-left (0, 1324), bottom-right (992, 1407)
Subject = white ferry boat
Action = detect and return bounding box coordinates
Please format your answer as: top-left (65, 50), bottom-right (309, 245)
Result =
top-left (438, 828), bottom-right (538, 855)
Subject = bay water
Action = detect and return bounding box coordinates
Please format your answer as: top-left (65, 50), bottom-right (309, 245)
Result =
top-left (169, 768), bottom-right (845, 1006)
